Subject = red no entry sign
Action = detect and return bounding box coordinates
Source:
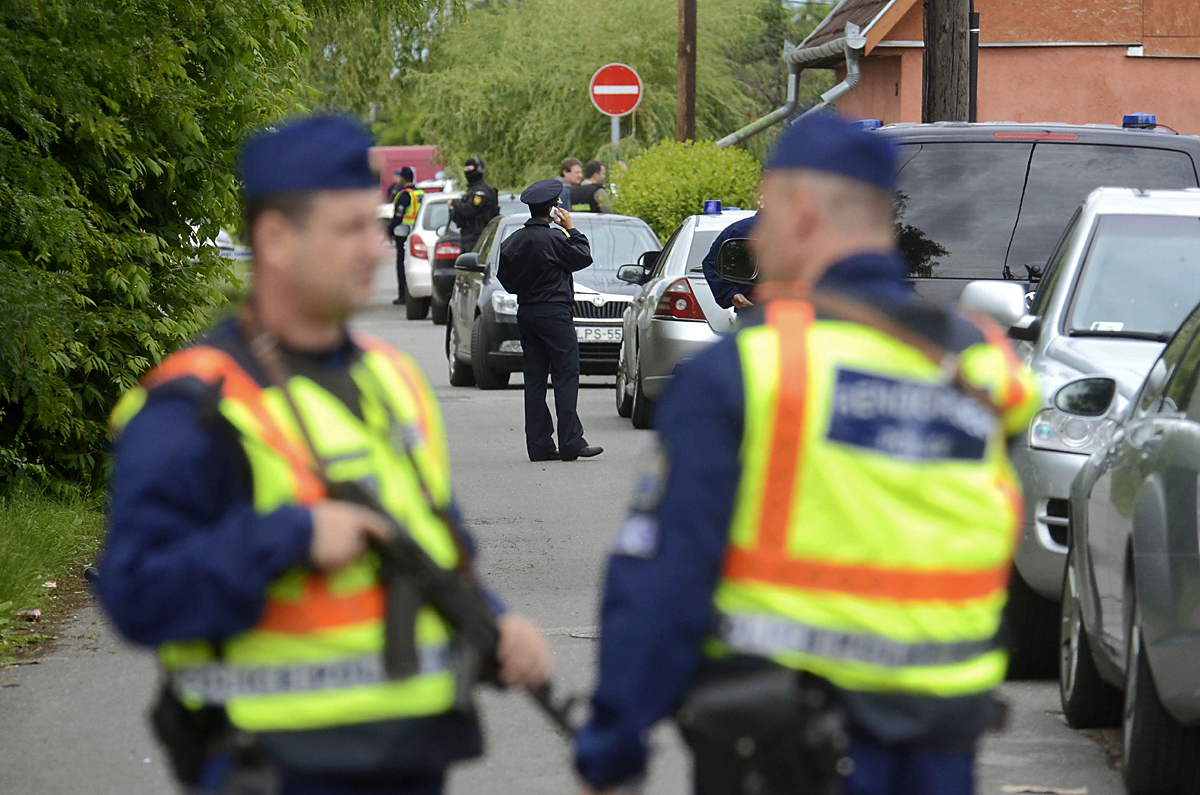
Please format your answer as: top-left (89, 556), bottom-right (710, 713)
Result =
top-left (589, 63), bottom-right (643, 118)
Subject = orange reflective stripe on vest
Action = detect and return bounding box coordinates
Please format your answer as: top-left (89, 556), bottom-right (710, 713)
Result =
top-left (721, 299), bottom-right (1011, 604)
top-left (141, 347), bottom-right (326, 505)
top-left (258, 574), bottom-right (386, 634)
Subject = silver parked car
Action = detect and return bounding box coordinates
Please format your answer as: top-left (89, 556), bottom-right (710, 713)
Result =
top-left (1058, 301), bottom-right (1200, 791)
top-left (613, 210), bottom-right (751, 427)
top-left (961, 187), bottom-right (1200, 676)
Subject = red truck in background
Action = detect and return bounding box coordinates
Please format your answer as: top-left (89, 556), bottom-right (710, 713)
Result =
top-left (368, 145), bottom-right (445, 193)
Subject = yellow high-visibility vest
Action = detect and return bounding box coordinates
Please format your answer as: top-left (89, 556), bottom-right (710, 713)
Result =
top-left (110, 336), bottom-right (459, 736)
top-left (707, 298), bottom-right (1039, 698)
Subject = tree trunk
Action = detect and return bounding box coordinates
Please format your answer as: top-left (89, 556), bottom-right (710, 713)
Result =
top-left (676, 0), bottom-right (697, 142)
top-left (922, 0), bottom-right (969, 123)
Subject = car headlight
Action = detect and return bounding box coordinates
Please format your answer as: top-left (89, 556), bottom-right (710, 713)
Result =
top-left (491, 291), bottom-right (518, 316)
top-left (1029, 408), bottom-right (1111, 454)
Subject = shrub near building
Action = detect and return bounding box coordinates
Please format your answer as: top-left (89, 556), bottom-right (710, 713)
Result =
top-left (612, 140), bottom-right (761, 240)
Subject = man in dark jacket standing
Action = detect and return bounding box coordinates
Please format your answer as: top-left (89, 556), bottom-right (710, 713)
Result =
top-left (498, 180), bottom-right (603, 462)
top-left (449, 157), bottom-right (499, 252)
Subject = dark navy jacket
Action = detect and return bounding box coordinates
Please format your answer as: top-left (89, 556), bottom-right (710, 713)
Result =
top-left (99, 319), bottom-right (497, 794)
top-left (574, 252), bottom-right (1002, 788)
top-left (497, 218), bottom-right (592, 306)
top-left (700, 214), bottom-right (756, 309)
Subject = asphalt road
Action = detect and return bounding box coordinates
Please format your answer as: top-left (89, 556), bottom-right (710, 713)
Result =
top-left (0, 259), bottom-right (1125, 794)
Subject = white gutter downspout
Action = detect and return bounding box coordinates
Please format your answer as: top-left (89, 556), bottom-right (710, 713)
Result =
top-left (717, 22), bottom-right (868, 148)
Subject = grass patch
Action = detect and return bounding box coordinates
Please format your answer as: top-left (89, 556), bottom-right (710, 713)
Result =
top-left (0, 484), bottom-right (104, 657)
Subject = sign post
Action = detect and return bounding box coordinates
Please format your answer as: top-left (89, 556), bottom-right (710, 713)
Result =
top-left (590, 63), bottom-right (643, 157)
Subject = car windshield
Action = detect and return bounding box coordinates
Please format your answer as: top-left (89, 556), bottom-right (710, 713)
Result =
top-left (496, 218), bottom-right (659, 296)
top-left (1067, 214), bottom-right (1200, 338)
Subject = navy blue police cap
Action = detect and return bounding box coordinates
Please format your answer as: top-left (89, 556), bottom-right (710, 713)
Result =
top-left (767, 113), bottom-right (897, 193)
top-left (521, 179), bottom-right (565, 206)
top-left (398, 166), bottom-right (415, 181)
top-left (240, 115), bottom-right (377, 199)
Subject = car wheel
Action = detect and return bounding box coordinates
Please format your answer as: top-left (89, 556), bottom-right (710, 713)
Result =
top-left (471, 318), bottom-right (510, 390)
top-left (615, 344), bottom-right (633, 418)
top-left (1003, 567), bottom-right (1060, 679)
top-left (1059, 546), bottom-right (1120, 727)
top-left (1121, 589), bottom-right (1200, 795)
top-left (630, 358), bottom-right (654, 429)
top-left (447, 312), bottom-right (475, 387)
top-left (431, 299), bottom-right (449, 326)
top-left (405, 288), bottom-right (430, 321)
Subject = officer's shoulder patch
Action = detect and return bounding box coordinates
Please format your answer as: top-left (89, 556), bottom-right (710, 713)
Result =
top-left (613, 514), bottom-right (659, 558)
top-left (472, 194), bottom-right (482, 206)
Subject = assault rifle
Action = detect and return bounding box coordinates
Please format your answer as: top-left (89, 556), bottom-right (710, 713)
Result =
top-left (328, 480), bottom-right (577, 737)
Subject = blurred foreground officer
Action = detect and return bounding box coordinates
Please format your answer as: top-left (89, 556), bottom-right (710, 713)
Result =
top-left (449, 157), bottom-right (499, 252)
top-left (99, 116), bottom-right (551, 795)
top-left (497, 180), bottom-right (602, 462)
top-left (573, 114), bottom-right (1039, 795)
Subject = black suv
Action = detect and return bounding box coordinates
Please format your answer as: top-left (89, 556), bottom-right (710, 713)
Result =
top-left (874, 119), bottom-right (1200, 304)
top-left (429, 192), bottom-right (525, 326)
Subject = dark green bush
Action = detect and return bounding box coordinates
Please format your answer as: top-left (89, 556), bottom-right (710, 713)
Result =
top-left (612, 140), bottom-right (761, 240)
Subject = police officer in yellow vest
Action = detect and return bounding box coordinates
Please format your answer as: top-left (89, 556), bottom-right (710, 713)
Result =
top-left (388, 166), bottom-right (423, 306)
top-left (572, 113), bottom-right (1039, 795)
top-left (98, 116), bottom-right (552, 795)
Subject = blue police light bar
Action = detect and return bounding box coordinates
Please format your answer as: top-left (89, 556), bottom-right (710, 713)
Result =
top-left (854, 119), bottom-right (883, 131)
top-left (1123, 113), bottom-right (1157, 130)
top-left (703, 200), bottom-right (722, 214)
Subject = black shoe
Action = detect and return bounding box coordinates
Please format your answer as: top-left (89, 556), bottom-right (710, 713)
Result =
top-left (562, 445), bottom-right (603, 461)
top-left (393, 297), bottom-right (405, 305)
top-left (529, 450), bottom-right (560, 462)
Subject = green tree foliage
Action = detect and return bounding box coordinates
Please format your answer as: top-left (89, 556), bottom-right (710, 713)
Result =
top-left (411, 0), bottom-right (834, 185)
top-left (413, 0), bottom-right (772, 188)
top-left (0, 0), bottom-right (428, 487)
top-left (612, 141), bottom-right (761, 240)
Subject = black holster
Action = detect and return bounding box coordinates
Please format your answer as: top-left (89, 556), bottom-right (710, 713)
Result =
top-left (675, 659), bottom-right (850, 795)
top-left (150, 685), bottom-right (281, 794)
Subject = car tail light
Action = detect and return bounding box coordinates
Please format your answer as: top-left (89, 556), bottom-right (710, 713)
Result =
top-left (434, 241), bottom-right (461, 261)
top-left (655, 278), bottom-right (706, 321)
top-left (409, 236), bottom-right (428, 259)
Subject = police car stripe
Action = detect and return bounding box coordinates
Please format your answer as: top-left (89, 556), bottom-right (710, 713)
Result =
top-left (170, 645), bottom-right (452, 704)
top-left (716, 613), bottom-right (995, 668)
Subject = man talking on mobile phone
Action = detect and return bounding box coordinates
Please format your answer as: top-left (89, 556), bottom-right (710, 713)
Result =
top-left (497, 180), bottom-right (603, 462)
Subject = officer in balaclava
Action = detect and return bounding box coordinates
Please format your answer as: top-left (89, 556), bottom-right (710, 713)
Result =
top-left (450, 156), bottom-right (500, 252)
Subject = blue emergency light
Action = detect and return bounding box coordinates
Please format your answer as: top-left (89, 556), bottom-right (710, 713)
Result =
top-left (854, 119), bottom-right (883, 131)
top-left (703, 200), bottom-right (722, 214)
top-left (1123, 113), bottom-right (1157, 130)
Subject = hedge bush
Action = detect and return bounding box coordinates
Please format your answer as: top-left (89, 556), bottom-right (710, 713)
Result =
top-left (612, 140), bottom-right (761, 240)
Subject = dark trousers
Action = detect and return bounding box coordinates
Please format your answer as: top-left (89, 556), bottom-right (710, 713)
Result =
top-left (517, 303), bottom-right (585, 458)
top-left (844, 735), bottom-right (974, 795)
top-left (395, 237), bottom-right (407, 300)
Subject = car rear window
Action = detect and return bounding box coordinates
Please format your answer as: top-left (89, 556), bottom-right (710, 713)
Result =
top-left (894, 143), bottom-right (1032, 280)
top-left (684, 230), bottom-right (720, 274)
top-left (1007, 145), bottom-right (1198, 273)
top-left (893, 140), bottom-right (1199, 282)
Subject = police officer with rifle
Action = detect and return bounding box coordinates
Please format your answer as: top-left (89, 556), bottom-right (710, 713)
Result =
top-left (572, 114), bottom-right (1039, 795)
top-left (98, 115), bottom-right (553, 795)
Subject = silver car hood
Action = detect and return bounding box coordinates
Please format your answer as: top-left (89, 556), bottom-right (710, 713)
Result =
top-left (1042, 336), bottom-right (1164, 400)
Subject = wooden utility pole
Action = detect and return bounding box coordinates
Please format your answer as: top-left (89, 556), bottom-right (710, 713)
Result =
top-left (922, 0), bottom-right (970, 122)
top-left (676, 0), bottom-right (697, 142)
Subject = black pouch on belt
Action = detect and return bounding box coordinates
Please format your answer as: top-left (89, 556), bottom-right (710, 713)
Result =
top-left (150, 684), bottom-right (231, 785)
top-left (675, 658), bottom-right (850, 795)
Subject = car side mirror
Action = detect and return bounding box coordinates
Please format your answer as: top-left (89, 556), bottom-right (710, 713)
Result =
top-left (959, 280), bottom-right (1027, 328)
top-left (454, 252), bottom-right (485, 272)
top-left (1054, 376), bottom-right (1117, 417)
top-left (714, 238), bottom-right (756, 284)
top-left (617, 264), bottom-right (651, 285)
top-left (637, 250), bottom-right (661, 271)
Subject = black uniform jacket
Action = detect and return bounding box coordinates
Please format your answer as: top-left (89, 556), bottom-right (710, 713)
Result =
top-left (451, 179), bottom-right (500, 250)
top-left (497, 218), bottom-right (592, 305)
